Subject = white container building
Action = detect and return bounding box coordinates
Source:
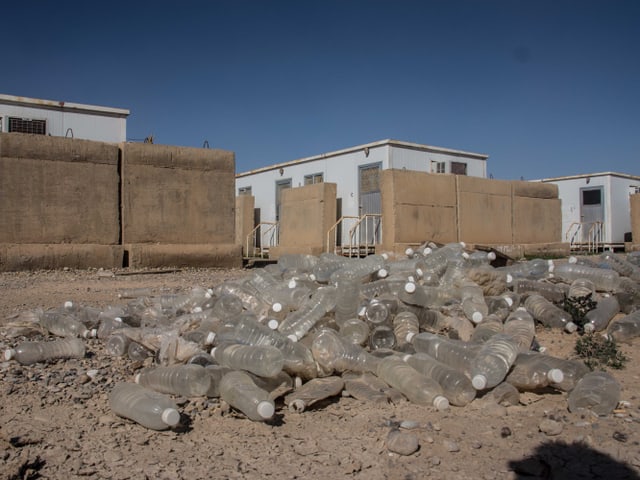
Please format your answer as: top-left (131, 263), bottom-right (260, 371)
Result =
top-left (0, 94), bottom-right (129, 143)
top-left (538, 172), bottom-right (640, 250)
top-left (236, 139), bottom-right (488, 246)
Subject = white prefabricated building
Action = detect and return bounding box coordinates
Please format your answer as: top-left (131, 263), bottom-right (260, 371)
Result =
top-left (0, 94), bottom-right (129, 143)
top-left (538, 172), bottom-right (640, 249)
top-left (236, 139), bottom-right (488, 245)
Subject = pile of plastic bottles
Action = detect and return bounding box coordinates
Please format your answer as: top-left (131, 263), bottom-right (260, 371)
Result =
top-left (4, 243), bottom-right (640, 430)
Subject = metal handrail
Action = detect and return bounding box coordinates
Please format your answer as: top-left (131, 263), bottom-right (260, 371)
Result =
top-left (245, 221), bottom-right (278, 258)
top-left (345, 213), bottom-right (382, 257)
top-left (565, 221), bottom-right (604, 253)
top-left (326, 215), bottom-right (359, 254)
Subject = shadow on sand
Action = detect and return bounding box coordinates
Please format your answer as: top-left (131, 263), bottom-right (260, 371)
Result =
top-left (508, 439), bottom-right (640, 479)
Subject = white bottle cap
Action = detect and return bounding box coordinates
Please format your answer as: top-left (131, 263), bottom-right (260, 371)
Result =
top-left (405, 332), bottom-right (415, 343)
top-left (404, 282), bottom-right (416, 294)
top-left (287, 334), bottom-right (298, 342)
top-left (210, 347), bottom-right (218, 356)
top-left (402, 354), bottom-right (411, 362)
top-left (415, 268), bottom-right (424, 278)
top-left (462, 252), bottom-right (470, 260)
top-left (433, 395), bottom-right (450, 411)
top-left (423, 247), bottom-right (433, 255)
top-left (272, 302), bottom-right (283, 313)
top-left (162, 408), bottom-right (180, 426)
top-left (459, 242), bottom-right (467, 248)
top-left (257, 401), bottom-right (275, 419)
top-left (405, 247), bottom-right (415, 257)
top-left (193, 306), bottom-right (203, 313)
top-left (547, 368), bottom-right (564, 384)
top-left (381, 252), bottom-right (390, 260)
top-left (289, 399), bottom-right (306, 413)
top-left (583, 323), bottom-right (595, 333)
top-left (205, 332), bottom-right (216, 345)
top-left (568, 256), bottom-right (577, 264)
top-left (267, 319), bottom-right (279, 330)
top-left (288, 279), bottom-right (297, 289)
top-left (506, 274), bottom-right (513, 284)
top-left (4, 349), bottom-right (15, 361)
top-left (487, 252), bottom-right (497, 261)
top-left (378, 268), bottom-right (388, 278)
top-left (565, 322), bottom-right (578, 333)
top-left (472, 374), bottom-right (488, 390)
top-left (472, 312), bottom-right (484, 324)
top-left (134, 373), bottom-right (141, 384)
top-left (308, 274), bottom-right (317, 282)
top-left (64, 300), bottom-right (74, 309)
top-left (548, 264), bottom-right (555, 273)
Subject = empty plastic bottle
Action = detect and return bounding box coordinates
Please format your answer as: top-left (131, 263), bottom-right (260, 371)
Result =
top-left (284, 376), bottom-right (345, 413)
top-left (311, 328), bottom-right (381, 374)
top-left (411, 332), bottom-right (479, 375)
top-left (376, 356), bottom-right (449, 410)
top-left (583, 296), bottom-right (620, 333)
top-left (458, 279), bottom-right (489, 324)
top-left (568, 278), bottom-right (596, 300)
top-left (470, 333), bottom-right (520, 390)
top-left (338, 317), bottom-right (370, 345)
top-left (210, 293), bottom-right (244, 321)
top-left (524, 294), bottom-right (578, 333)
top-left (485, 294), bottom-right (515, 321)
top-left (329, 254), bottom-right (387, 284)
top-left (40, 311), bottom-right (96, 339)
top-left (4, 338), bottom-right (86, 365)
top-left (202, 365), bottom-right (234, 397)
top-left (404, 353), bottom-right (476, 406)
top-left (276, 253), bottom-right (319, 274)
top-left (369, 325), bottom-right (397, 350)
top-left (363, 298), bottom-right (391, 326)
top-left (278, 286), bottom-right (337, 341)
top-left (127, 340), bottom-right (154, 362)
top-left (552, 263), bottom-right (621, 292)
top-left (505, 352), bottom-right (565, 391)
top-left (97, 316), bottom-right (130, 340)
top-left (606, 309), bottom-right (640, 343)
top-left (333, 277), bottom-right (361, 327)
top-left (392, 311), bottom-right (420, 345)
top-left (109, 382), bottom-right (180, 430)
top-left (212, 343), bottom-right (284, 378)
top-left (105, 331), bottom-right (132, 357)
top-left (512, 279), bottom-right (569, 303)
top-left (497, 258), bottom-right (553, 280)
top-left (135, 364), bottom-right (211, 397)
top-left (219, 370), bottom-right (275, 421)
top-left (502, 308), bottom-right (536, 352)
top-left (600, 252), bottom-right (640, 281)
top-left (470, 314), bottom-right (504, 344)
top-left (568, 370), bottom-right (621, 416)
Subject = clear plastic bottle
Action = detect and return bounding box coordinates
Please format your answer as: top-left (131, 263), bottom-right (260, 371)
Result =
top-left (369, 325), bottom-right (397, 350)
top-left (135, 364), bottom-right (211, 397)
top-left (214, 312), bottom-right (317, 379)
top-left (363, 298), bottom-right (391, 326)
top-left (568, 278), bottom-right (596, 299)
top-left (567, 370), bottom-right (621, 416)
top-left (212, 343), bottom-right (284, 378)
top-left (458, 279), bottom-right (489, 324)
top-left (485, 294), bottom-right (515, 321)
top-left (203, 365), bottom-right (234, 397)
top-left (40, 311), bottom-right (96, 338)
top-left (496, 258), bottom-right (553, 280)
top-left (97, 316), bottom-right (130, 340)
top-left (4, 338), bottom-right (86, 365)
top-left (333, 277), bottom-right (361, 327)
top-left (583, 296), bottom-right (620, 333)
top-left (127, 340), bottom-right (154, 362)
top-left (276, 253), bottom-right (319, 274)
top-left (403, 352), bottom-right (476, 406)
top-left (504, 351), bottom-right (565, 391)
top-left (277, 285), bottom-right (337, 341)
top-left (600, 252), bottom-right (640, 280)
top-left (311, 328), bottom-right (381, 374)
top-left (109, 382), bottom-right (180, 430)
top-left (105, 331), bottom-right (132, 357)
top-left (411, 332), bottom-right (479, 375)
top-left (552, 263), bottom-right (621, 292)
top-left (606, 309), bottom-right (640, 343)
top-left (470, 314), bottom-right (504, 344)
top-left (211, 293), bottom-right (244, 321)
top-left (524, 294), bottom-right (578, 333)
top-left (392, 311), bottom-right (420, 345)
top-left (284, 376), bottom-right (345, 413)
top-left (219, 370), bottom-right (275, 421)
top-left (512, 279), bottom-right (569, 303)
top-left (502, 307), bottom-right (536, 352)
top-left (470, 333), bottom-right (520, 390)
top-left (376, 356), bottom-right (449, 410)
top-left (329, 254), bottom-right (387, 284)
top-left (338, 317), bottom-right (370, 345)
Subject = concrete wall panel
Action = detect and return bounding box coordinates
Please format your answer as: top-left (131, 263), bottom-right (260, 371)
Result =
top-left (512, 197), bottom-right (562, 244)
top-left (512, 180), bottom-right (558, 199)
top-left (126, 243), bottom-right (242, 269)
top-left (235, 195), bottom-right (255, 256)
top-left (277, 182), bottom-right (337, 253)
top-left (0, 134), bottom-right (120, 244)
top-left (457, 176), bottom-right (512, 244)
top-left (394, 204), bottom-right (458, 244)
top-left (0, 244), bottom-right (123, 271)
top-left (122, 143), bottom-right (236, 245)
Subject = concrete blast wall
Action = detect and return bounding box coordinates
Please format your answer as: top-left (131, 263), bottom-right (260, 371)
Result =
top-left (122, 143), bottom-right (240, 268)
top-left (270, 182), bottom-right (337, 258)
top-left (0, 133), bottom-right (123, 270)
top-left (631, 193), bottom-right (640, 251)
top-left (0, 134), bottom-right (241, 270)
top-left (235, 194), bottom-right (255, 256)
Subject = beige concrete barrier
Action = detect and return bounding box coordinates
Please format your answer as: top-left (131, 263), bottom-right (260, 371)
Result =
top-left (0, 244), bottom-right (123, 271)
top-left (125, 243), bottom-right (242, 269)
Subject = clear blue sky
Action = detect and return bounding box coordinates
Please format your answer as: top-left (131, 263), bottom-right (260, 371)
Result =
top-left (3, 0), bottom-right (639, 180)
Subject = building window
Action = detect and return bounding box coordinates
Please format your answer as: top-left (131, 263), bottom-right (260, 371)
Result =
top-left (582, 189), bottom-right (602, 205)
top-left (238, 186), bottom-right (252, 196)
top-left (8, 117), bottom-right (47, 135)
top-left (451, 161), bottom-right (467, 175)
top-left (435, 162), bottom-right (446, 173)
top-left (304, 172), bottom-right (324, 185)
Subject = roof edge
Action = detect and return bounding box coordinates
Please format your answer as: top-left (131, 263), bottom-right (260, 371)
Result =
top-left (0, 94), bottom-right (130, 117)
top-left (536, 171), bottom-right (640, 182)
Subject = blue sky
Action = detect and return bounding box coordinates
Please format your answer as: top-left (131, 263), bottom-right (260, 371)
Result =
top-left (3, 0), bottom-right (639, 180)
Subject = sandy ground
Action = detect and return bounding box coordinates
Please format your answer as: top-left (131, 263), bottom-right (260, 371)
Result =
top-left (1, 266), bottom-right (639, 480)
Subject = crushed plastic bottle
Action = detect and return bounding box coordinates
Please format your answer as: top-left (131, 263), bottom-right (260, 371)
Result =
top-left (606, 309), bottom-right (640, 343)
top-left (4, 338), bottom-right (86, 365)
top-left (311, 328), bottom-right (381, 374)
top-left (470, 333), bottom-right (520, 390)
top-left (135, 364), bottom-right (211, 397)
top-left (583, 296), bottom-right (620, 333)
top-left (567, 370), bottom-right (621, 416)
top-left (212, 343), bottom-right (284, 378)
top-left (524, 294), bottom-right (578, 333)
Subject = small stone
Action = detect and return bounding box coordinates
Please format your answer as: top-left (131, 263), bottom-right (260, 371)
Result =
top-left (430, 456), bottom-right (441, 466)
top-left (483, 401), bottom-right (508, 417)
top-left (386, 429), bottom-right (420, 456)
top-left (539, 419), bottom-right (563, 436)
top-left (471, 441), bottom-right (482, 449)
top-left (443, 440), bottom-right (460, 452)
top-left (500, 426), bottom-right (512, 438)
